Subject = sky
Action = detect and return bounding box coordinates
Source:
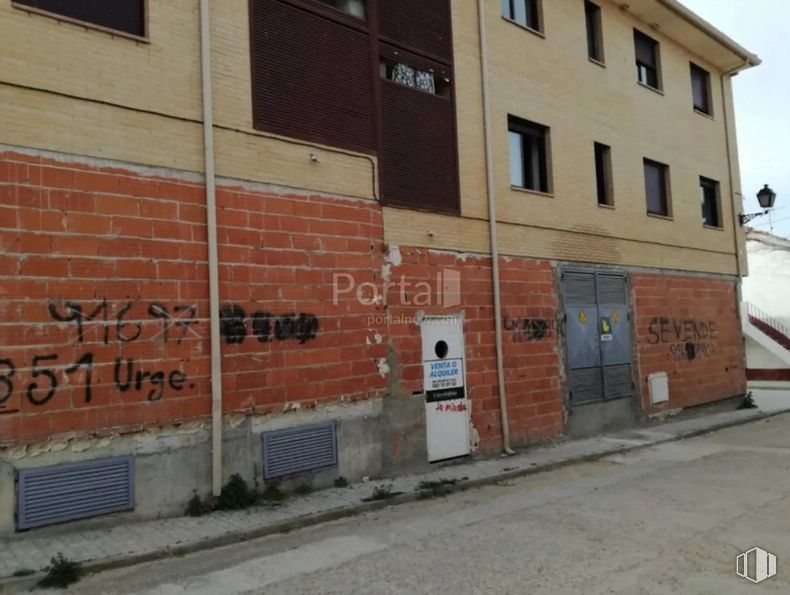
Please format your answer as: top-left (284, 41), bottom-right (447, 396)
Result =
top-left (680, 0), bottom-right (790, 238)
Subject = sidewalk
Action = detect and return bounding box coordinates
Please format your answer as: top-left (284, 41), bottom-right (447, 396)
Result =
top-left (0, 393), bottom-right (786, 582)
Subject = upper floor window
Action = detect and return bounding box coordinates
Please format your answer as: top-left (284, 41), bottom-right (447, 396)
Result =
top-left (585, 1), bottom-right (604, 63)
top-left (700, 177), bottom-right (721, 227)
top-left (690, 63), bottom-right (712, 115)
top-left (509, 116), bottom-right (550, 193)
top-left (14, 0), bottom-right (145, 37)
top-left (644, 158), bottom-right (670, 217)
top-left (314, 0), bottom-right (366, 19)
top-left (594, 142), bottom-right (613, 206)
top-left (380, 59), bottom-right (451, 98)
top-left (634, 30), bottom-right (660, 90)
top-left (501, 0), bottom-right (542, 33)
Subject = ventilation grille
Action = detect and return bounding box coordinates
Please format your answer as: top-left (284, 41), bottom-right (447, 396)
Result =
top-left (604, 364), bottom-right (634, 400)
top-left (564, 272), bottom-right (596, 305)
top-left (598, 274), bottom-right (628, 305)
top-left (569, 368), bottom-right (604, 405)
top-left (262, 422), bottom-right (338, 479)
top-left (16, 457), bottom-right (134, 530)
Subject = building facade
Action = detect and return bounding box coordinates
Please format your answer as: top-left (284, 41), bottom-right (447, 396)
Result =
top-left (0, 0), bottom-right (758, 533)
top-left (741, 229), bottom-right (790, 386)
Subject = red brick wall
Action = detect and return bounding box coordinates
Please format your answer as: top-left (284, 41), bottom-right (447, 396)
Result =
top-left (0, 151), bottom-right (387, 447)
top-left (746, 369), bottom-right (790, 381)
top-left (632, 273), bottom-right (746, 410)
top-left (2, 150), bottom-right (745, 452)
top-left (386, 249), bottom-right (563, 452)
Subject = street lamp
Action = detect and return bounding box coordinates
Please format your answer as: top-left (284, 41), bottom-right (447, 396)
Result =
top-left (739, 184), bottom-right (777, 226)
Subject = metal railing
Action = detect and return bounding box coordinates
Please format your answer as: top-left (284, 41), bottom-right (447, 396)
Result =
top-left (745, 302), bottom-right (790, 345)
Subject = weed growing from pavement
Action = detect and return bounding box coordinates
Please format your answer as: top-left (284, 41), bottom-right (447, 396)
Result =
top-left (12, 568), bottom-right (35, 577)
top-left (362, 484), bottom-right (403, 502)
top-left (186, 493), bottom-right (213, 517)
top-left (216, 474), bottom-right (258, 511)
top-left (294, 482), bottom-right (314, 496)
top-left (37, 553), bottom-right (83, 589)
top-left (258, 481), bottom-right (288, 504)
top-left (416, 479), bottom-right (458, 499)
top-left (334, 476), bottom-right (349, 488)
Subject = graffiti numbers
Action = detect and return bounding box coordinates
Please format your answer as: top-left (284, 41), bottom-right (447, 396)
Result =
top-left (66, 353), bottom-right (94, 403)
top-left (26, 354), bottom-right (59, 406)
top-left (0, 359), bottom-right (15, 405)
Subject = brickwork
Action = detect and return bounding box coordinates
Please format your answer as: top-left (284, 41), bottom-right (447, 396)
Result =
top-left (0, 149), bottom-right (748, 452)
top-left (0, 151), bottom-right (387, 447)
top-left (385, 249), bottom-right (563, 452)
top-left (632, 273), bottom-right (746, 410)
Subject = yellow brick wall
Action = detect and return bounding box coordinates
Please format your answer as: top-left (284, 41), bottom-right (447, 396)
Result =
top-left (0, 0), bottom-right (377, 200)
top-left (0, 0), bottom-right (747, 274)
top-left (411, 0), bottom-right (743, 275)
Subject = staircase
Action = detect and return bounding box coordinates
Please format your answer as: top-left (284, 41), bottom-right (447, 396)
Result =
top-left (746, 303), bottom-right (790, 351)
top-left (742, 302), bottom-right (790, 369)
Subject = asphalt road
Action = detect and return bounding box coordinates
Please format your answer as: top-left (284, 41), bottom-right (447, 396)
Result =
top-left (34, 413), bottom-right (790, 594)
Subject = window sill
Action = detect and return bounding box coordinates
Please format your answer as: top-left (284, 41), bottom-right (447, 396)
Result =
top-left (511, 186), bottom-right (554, 198)
top-left (637, 81), bottom-right (664, 96)
top-left (694, 108), bottom-right (715, 121)
top-left (703, 224), bottom-right (724, 231)
top-left (597, 203), bottom-right (615, 210)
top-left (501, 17), bottom-right (545, 39)
top-left (11, 2), bottom-right (149, 43)
top-left (647, 212), bottom-right (673, 221)
top-left (589, 57), bottom-right (606, 68)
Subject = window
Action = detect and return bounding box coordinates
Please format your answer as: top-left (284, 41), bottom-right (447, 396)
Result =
top-left (585, 1), bottom-right (603, 63)
top-left (380, 60), bottom-right (451, 98)
top-left (314, 0), bottom-right (366, 19)
top-left (13, 0), bottom-right (145, 37)
top-left (634, 30), bottom-right (660, 89)
top-left (594, 142), bottom-right (612, 206)
top-left (501, 0), bottom-right (541, 32)
top-left (690, 63), bottom-right (712, 115)
top-left (509, 117), bottom-right (550, 193)
top-left (700, 177), bottom-right (721, 227)
top-left (644, 159), bottom-right (670, 216)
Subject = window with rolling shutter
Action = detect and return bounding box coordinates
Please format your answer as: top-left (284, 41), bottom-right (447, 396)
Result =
top-left (14, 0), bottom-right (145, 36)
top-left (249, 0), bottom-right (460, 214)
top-left (690, 62), bottom-right (712, 115)
top-left (634, 29), bottom-right (660, 89)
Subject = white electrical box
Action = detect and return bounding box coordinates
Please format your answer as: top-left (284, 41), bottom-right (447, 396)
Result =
top-left (421, 315), bottom-right (470, 462)
top-left (648, 372), bottom-right (669, 405)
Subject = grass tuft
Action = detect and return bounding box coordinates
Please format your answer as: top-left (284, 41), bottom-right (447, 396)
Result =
top-left (37, 553), bottom-right (82, 589)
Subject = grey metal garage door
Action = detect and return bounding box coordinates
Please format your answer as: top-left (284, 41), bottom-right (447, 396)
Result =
top-left (563, 270), bottom-right (634, 405)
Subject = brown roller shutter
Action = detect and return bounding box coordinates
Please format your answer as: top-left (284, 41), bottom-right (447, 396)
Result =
top-left (377, 0), bottom-right (452, 62)
top-left (250, 0), bottom-right (376, 153)
top-left (15, 0), bottom-right (145, 36)
top-left (379, 48), bottom-right (459, 215)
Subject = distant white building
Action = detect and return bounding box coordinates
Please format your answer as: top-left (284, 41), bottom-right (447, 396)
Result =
top-left (741, 229), bottom-right (790, 386)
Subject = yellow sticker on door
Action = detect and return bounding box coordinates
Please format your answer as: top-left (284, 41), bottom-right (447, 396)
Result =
top-left (579, 309), bottom-right (587, 324)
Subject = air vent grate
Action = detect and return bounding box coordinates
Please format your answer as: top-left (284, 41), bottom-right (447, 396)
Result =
top-left (262, 421), bottom-right (338, 479)
top-left (16, 457), bottom-right (134, 530)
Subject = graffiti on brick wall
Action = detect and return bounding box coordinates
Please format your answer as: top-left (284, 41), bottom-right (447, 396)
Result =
top-left (0, 299), bottom-right (199, 408)
top-left (219, 306), bottom-right (319, 345)
top-left (647, 317), bottom-right (718, 362)
top-left (503, 316), bottom-right (555, 343)
top-left (0, 301), bottom-right (321, 411)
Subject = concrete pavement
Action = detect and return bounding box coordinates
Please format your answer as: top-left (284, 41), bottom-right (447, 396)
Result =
top-left (14, 396), bottom-right (790, 594)
top-left (0, 389), bottom-right (787, 592)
